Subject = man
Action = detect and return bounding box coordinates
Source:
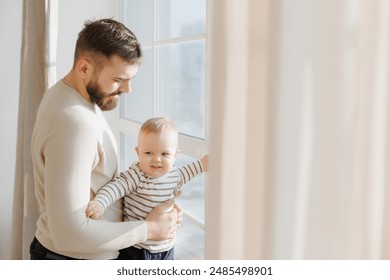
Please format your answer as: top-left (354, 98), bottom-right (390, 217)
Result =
top-left (30, 18), bottom-right (182, 260)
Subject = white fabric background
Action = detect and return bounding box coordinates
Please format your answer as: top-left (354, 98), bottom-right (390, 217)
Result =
top-left (207, 0), bottom-right (390, 259)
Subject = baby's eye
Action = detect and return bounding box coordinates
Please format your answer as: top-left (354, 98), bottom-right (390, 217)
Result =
top-left (145, 152), bottom-right (152, 155)
top-left (162, 153), bottom-right (171, 157)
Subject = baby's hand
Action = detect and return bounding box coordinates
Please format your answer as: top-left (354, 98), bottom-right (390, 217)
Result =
top-left (200, 154), bottom-right (209, 172)
top-left (85, 200), bottom-right (104, 219)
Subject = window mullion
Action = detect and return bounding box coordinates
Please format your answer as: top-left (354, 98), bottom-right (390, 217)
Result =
top-left (153, 0), bottom-right (157, 117)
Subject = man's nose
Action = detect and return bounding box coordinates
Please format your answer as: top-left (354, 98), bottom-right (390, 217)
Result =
top-left (120, 80), bottom-right (131, 94)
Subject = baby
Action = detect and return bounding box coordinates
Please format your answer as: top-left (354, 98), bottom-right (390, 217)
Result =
top-left (85, 117), bottom-right (209, 260)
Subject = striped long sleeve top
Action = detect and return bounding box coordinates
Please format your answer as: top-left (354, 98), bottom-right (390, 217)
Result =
top-left (93, 160), bottom-right (204, 253)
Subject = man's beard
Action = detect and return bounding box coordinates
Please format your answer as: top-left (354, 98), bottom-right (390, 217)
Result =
top-left (87, 81), bottom-right (121, 111)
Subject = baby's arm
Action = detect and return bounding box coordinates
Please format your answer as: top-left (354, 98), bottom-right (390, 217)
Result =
top-left (85, 164), bottom-right (140, 219)
top-left (85, 200), bottom-right (104, 219)
top-left (177, 155), bottom-right (209, 189)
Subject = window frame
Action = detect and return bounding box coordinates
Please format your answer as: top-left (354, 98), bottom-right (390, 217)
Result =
top-left (103, 0), bottom-right (209, 259)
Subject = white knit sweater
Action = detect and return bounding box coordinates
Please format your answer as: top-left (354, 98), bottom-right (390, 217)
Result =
top-left (31, 81), bottom-right (147, 259)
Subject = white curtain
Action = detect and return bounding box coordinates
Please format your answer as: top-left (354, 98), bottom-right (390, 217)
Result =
top-left (207, 0), bottom-right (390, 259)
top-left (11, 0), bottom-right (57, 260)
top-left (206, 0), bottom-right (272, 259)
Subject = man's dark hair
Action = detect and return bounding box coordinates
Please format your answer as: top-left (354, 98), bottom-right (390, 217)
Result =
top-left (74, 18), bottom-right (142, 68)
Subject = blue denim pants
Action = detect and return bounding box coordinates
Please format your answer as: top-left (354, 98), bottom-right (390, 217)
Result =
top-left (30, 237), bottom-right (78, 260)
top-left (118, 246), bottom-right (174, 260)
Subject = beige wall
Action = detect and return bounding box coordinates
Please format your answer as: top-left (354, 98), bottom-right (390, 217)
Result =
top-left (0, 0), bottom-right (23, 260)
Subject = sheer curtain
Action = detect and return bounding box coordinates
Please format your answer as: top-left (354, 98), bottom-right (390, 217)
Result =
top-left (206, 0), bottom-right (390, 259)
top-left (11, 0), bottom-right (57, 260)
top-left (206, 0), bottom-right (274, 259)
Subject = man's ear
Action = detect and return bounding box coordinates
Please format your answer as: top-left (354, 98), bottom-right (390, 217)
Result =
top-left (76, 59), bottom-right (90, 79)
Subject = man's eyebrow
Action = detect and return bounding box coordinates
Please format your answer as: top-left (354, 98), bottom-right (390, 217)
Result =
top-left (115, 74), bottom-right (137, 81)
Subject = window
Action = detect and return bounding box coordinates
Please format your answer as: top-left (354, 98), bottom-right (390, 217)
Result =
top-left (116, 0), bottom-right (208, 259)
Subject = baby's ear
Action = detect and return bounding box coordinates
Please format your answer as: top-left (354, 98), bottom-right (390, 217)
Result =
top-left (175, 148), bottom-right (181, 157)
top-left (135, 146), bottom-right (139, 156)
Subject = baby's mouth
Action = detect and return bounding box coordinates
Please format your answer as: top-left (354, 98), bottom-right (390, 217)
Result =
top-left (150, 165), bottom-right (162, 169)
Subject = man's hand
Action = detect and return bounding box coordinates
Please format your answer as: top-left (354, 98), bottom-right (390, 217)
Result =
top-left (174, 203), bottom-right (183, 227)
top-left (145, 199), bottom-right (183, 241)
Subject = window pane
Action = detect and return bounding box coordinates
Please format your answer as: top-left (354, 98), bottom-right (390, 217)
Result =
top-left (175, 154), bottom-right (205, 224)
top-left (122, 0), bottom-right (153, 43)
top-left (156, 0), bottom-right (205, 40)
top-left (156, 40), bottom-right (205, 138)
top-left (120, 48), bottom-right (153, 123)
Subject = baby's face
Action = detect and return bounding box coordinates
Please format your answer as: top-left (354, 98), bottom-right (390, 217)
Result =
top-left (136, 129), bottom-right (178, 178)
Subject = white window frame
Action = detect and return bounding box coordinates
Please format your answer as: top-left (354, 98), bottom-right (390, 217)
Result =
top-left (103, 0), bottom-right (209, 259)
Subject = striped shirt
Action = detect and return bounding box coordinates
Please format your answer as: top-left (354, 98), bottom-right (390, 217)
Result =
top-left (93, 160), bottom-right (204, 253)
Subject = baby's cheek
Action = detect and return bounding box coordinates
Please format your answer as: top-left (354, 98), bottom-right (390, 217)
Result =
top-left (168, 162), bottom-right (175, 171)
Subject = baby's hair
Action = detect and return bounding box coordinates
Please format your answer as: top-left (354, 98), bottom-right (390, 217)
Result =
top-left (139, 117), bottom-right (177, 135)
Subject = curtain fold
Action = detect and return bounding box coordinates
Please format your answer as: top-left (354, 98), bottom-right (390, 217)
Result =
top-left (11, 0), bottom-right (57, 260)
top-left (206, 0), bottom-right (273, 259)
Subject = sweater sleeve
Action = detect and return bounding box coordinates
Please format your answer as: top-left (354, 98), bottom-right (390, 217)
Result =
top-left (93, 166), bottom-right (140, 211)
top-left (177, 159), bottom-right (204, 188)
top-left (41, 112), bottom-right (147, 255)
